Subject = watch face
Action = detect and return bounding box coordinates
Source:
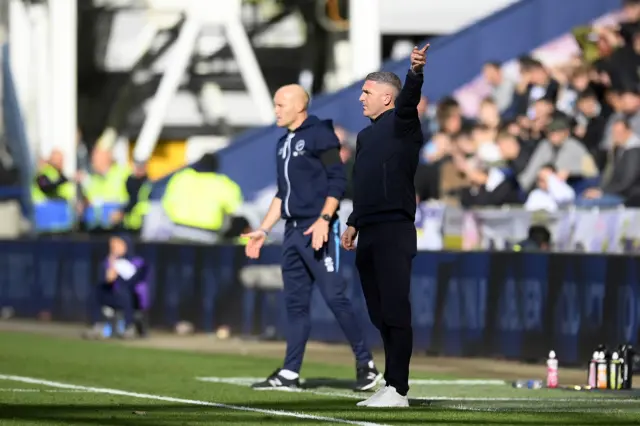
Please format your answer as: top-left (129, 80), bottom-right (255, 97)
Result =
top-left (322, 214), bottom-right (331, 221)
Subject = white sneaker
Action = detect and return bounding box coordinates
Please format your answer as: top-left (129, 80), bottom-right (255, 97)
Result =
top-left (364, 386), bottom-right (409, 408)
top-left (356, 385), bottom-right (387, 407)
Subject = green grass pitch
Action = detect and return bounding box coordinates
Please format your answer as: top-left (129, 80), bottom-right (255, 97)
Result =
top-left (1, 330), bottom-right (639, 425)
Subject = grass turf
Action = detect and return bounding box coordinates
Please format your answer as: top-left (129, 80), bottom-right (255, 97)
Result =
top-left (0, 331), bottom-right (639, 425)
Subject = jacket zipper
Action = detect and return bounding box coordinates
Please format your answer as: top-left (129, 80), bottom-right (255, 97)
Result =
top-left (283, 133), bottom-right (295, 217)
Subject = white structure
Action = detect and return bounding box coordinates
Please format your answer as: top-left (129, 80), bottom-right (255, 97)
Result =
top-left (346, 0), bottom-right (521, 83)
top-left (130, 0), bottom-right (275, 163)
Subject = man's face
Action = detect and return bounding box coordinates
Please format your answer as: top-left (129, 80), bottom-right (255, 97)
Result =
top-left (442, 112), bottom-right (462, 134)
top-left (273, 90), bottom-right (300, 128)
top-left (533, 100), bottom-right (553, 120)
top-left (497, 136), bottom-right (519, 160)
top-left (133, 163), bottom-right (147, 178)
top-left (623, 2), bottom-right (640, 21)
top-left (621, 92), bottom-right (640, 114)
top-left (359, 80), bottom-right (392, 119)
top-left (91, 148), bottom-right (112, 175)
top-left (109, 237), bottom-right (127, 258)
top-left (577, 97), bottom-right (596, 117)
top-left (530, 67), bottom-right (548, 86)
top-left (49, 150), bottom-right (63, 170)
top-left (548, 129), bottom-right (568, 146)
top-left (482, 65), bottom-right (501, 86)
top-left (571, 73), bottom-right (590, 91)
top-left (612, 122), bottom-right (631, 146)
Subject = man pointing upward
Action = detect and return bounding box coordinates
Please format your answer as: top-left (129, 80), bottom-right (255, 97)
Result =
top-left (342, 44), bottom-right (430, 407)
top-left (242, 84), bottom-right (381, 392)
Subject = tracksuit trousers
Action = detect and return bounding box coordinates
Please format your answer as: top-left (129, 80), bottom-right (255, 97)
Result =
top-left (355, 220), bottom-right (416, 396)
top-left (282, 221), bottom-right (372, 373)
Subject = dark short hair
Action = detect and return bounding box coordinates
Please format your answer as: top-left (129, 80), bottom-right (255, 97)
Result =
top-left (613, 116), bottom-right (632, 129)
top-left (452, 129), bottom-right (472, 141)
top-left (577, 88), bottom-right (597, 102)
top-left (472, 122), bottom-right (491, 132)
top-left (364, 71), bottom-right (402, 93)
top-left (528, 225), bottom-right (551, 246)
top-left (484, 61), bottom-right (502, 69)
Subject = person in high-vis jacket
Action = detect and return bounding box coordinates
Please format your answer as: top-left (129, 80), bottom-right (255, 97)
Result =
top-left (80, 148), bottom-right (130, 228)
top-left (162, 153), bottom-right (243, 243)
top-left (31, 149), bottom-right (76, 204)
top-left (110, 162), bottom-right (151, 233)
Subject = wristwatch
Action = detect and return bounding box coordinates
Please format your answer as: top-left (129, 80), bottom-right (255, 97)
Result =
top-left (320, 214), bottom-right (332, 222)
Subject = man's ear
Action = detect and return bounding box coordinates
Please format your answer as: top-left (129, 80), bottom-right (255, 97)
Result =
top-left (384, 94), bottom-right (392, 106)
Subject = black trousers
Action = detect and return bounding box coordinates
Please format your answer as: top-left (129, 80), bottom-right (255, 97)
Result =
top-left (355, 221), bottom-right (416, 396)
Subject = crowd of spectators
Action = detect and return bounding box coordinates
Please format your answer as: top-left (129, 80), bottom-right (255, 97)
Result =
top-left (336, 0), bottom-right (640, 213)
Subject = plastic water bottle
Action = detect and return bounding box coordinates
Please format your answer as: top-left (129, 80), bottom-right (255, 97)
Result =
top-left (546, 350), bottom-right (558, 388)
top-left (587, 350), bottom-right (598, 388)
top-left (596, 350), bottom-right (609, 389)
top-left (609, 351), bottom-right (622, 389)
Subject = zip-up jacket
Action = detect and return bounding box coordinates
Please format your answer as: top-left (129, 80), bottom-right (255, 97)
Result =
top-left (275, 115), bottom-right (346, 223)
top-left (347, 69), bottom-right (424, 229)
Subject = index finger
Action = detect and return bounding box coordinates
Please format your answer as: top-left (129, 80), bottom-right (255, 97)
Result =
top-left (420, 43), bottom-right (430, 53)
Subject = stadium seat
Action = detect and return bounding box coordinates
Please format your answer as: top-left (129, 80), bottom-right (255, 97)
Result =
top-left (83, 203), bottom-right (124, 229)
top-left (34, 201), bottom-right (74, 232)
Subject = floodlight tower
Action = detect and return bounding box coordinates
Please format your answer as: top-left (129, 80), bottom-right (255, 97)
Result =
top-left (132, 0), bottom-right (274, 164)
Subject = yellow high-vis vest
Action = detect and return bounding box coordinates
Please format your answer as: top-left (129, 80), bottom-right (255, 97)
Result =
top-left (84, 164), bottom-right (130, 205)
top-left (31, 164), bottom-right (75, 204)
top-left (162, 168), bottom-right (243, 231)
top-left (123, 181), bottom-right (152, 230)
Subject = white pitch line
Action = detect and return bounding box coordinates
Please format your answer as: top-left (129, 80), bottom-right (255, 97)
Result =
top-left (195, 377), bottom-right (640, 403)
top-left (0, 374), bottom-right (385, 426)
top-left (0, 388), bottom-right (90, 393)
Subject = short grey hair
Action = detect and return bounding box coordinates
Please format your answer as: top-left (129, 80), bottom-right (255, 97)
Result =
top-left (364, 71), bottom-right (402, 93)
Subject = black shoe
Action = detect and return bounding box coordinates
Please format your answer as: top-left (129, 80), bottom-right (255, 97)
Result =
top-left (251, 369), bottom-right (300, 390)
top-left (354, 361), bottom-right (383, 391)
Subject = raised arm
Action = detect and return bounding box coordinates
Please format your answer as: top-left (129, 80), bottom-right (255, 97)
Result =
top-left (395, 44), bottom-right (428, 123)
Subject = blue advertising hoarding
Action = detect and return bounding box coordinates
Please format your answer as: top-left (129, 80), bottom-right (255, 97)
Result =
top-left (0, 239), bottom-right (638, 366)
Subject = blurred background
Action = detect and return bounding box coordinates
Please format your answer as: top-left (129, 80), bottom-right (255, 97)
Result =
top-left (1, 0), bottom-right (639, 353)
top-left (1, 0), bottom-right (637, 251)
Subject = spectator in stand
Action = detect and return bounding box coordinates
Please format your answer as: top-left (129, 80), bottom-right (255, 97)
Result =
top-left (603, 87), bottom-right (640, 148)
top-left (436, 97), bottom-right (465, 136)
top-left (524, 165), bottom-right (576, 212)
top-left (477, 97), bottom-right (502, 131)
top-left (31, 149), bottom-right (76, 204)
top-left (577, 117), bottom-right (640, 207)
top-left (496, 130), bottom-right (534, 177)
top-left (575, 89), bottom-right (609, 169)
top-left (513, 59), bottom-right (560, 119)
top-left (513, 225), bottom-right (552, 252)
top-left (619, 0), bottom-right (640, 44)
top-left (417, 95), bottom-right (436, 141)
top-left (482, 61), bottom-right (516, 114)
top-left (420, 132), bottom-right (450, 164)
top-left (110, 162), bottom-right (150, 233)
top-left (517, 116), bottom-right (598, 192)
top-left (334, 125), bottom-right (355, 200)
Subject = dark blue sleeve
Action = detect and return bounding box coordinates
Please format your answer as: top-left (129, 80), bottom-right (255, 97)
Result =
top-left (314, 127), bottom-right (346, 200)
top-left (275, 146), bottom-right (284, 200)
top-left (395, 70), bottom-right (424, 121)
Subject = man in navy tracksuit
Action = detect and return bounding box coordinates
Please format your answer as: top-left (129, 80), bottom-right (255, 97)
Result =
top-left (341, 44), bottom-right (430, 407)
top-left (243, 84), bottom-right (381, 392)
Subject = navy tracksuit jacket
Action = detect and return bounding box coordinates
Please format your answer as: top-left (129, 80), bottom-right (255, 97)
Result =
top-left (274, 115), bottom-right (371, 372)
